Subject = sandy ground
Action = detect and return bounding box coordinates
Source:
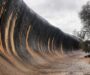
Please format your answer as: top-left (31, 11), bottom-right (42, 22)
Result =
top-left (0, 51), bottom-right (90, 75)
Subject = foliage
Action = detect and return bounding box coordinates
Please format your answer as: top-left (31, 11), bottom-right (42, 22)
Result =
top-left (75, 1), bottom-right (90, 40)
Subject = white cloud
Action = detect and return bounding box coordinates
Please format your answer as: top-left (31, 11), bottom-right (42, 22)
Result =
top-left (23, 0), bottom-right (88, 34)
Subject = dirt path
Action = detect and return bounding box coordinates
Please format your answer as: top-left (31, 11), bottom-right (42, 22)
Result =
top-left (0, 51), bottom-right (90, 75)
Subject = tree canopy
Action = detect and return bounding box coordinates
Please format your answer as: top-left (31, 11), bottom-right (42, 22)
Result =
top-left (78, 1), bottom-right (90, 40)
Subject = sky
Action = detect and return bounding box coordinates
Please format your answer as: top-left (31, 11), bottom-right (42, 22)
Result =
top-left (23, 0), bottom-right (89, 34)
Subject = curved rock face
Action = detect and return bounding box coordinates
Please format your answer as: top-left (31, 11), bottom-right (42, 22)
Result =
top-left (1, 0), bottom-right (89, 75)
